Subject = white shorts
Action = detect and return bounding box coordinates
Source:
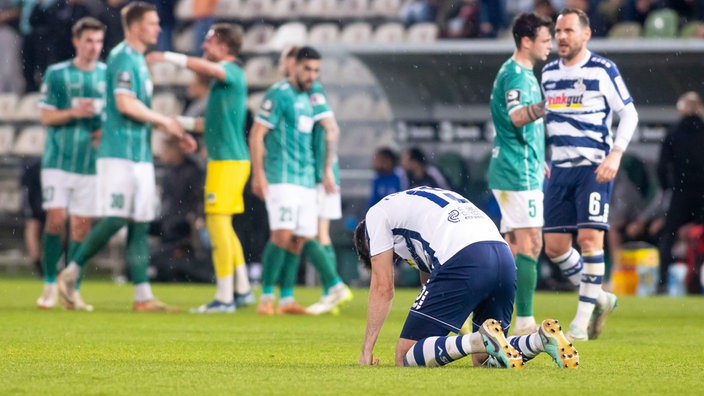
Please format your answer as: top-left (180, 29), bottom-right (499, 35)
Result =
top-left (265, 184), bottom-right (318, 237)
top-left (96, 158), bottom-right (157, 222)
top-left (41, 169), bottom-right (99, 217)
top-left (316, 183), bottom-right (342, 220)
top-left (492, 189), bottom-right (544, 233)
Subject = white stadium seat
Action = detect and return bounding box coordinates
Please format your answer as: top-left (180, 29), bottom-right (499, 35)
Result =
top-left (239, 0), bottom-right (274, 19)
top-left (373, 22), bottom-right (406, 44)
top-left (339, 0), bottom-right (369, 18)
top-left (244, 56), bottom-right (278, 88)
top-left (0, 93), bottom-right (18, 121)
top-left (271, 0), bottom-right (307, 20)
top-left (13, 125), bottom-right (46, 156)
top-left (304, 0), bottom-right (339, 19)
top-left (406, 22), bottom-right (438, 43)
top-left (308, 23), bottom-right (341, 45)
top-left (15, 93), bottom-right (42, 121)
top-left (150, 62), bottom-right (178, 86)
top-left (0, 125), bottom-right (14, 155)
top-left (151, 92), bottom-right (183, 116)
top-left (216, 0), bottom-right (243, 18)
top-left (175, 0), bottom-right (194, 20)
top-left (268, 22), bottom-right (307, 51)
top-left (173, 68), bottom-right (195, 86)
top-left (340, 22), bottom-right (373, 44)
top-left (173, 26), bottom-right (195, 54)
top-left (247, 91), bottom-right (266, 113)
top-left (370, 0), bottom-right (403, 18)
top-left (243, 24), bottom-right (276, 53)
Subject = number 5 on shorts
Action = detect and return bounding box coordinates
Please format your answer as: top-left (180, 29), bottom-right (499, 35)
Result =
top-left (528, 199), bottom-right (536, 218)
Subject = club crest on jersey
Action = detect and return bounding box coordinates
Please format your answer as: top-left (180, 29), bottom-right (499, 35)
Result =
top-left (310, 93), bottom-right (326, 106)
top-left (547, 93), bottom-right (583, 109)
top-left (573, 78), bottom-right (586, 92)
top-left (207, 192), bottom-right (216, 204)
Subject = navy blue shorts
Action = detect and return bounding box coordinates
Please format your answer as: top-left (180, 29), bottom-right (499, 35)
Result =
top-left (399, 241), bottom-right (516, 340)
top-left (543, 165), bottom-right (613, 233)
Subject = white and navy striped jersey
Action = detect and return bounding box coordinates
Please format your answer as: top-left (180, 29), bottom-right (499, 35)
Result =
top-left (365, 187), bottom-right (505, 274)
top-left (541, 51), bottom-right (633, 167)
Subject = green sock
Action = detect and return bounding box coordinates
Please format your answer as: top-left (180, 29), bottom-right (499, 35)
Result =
top-left (515, 253), bottom-right (538, 317)
top-left (322, 244), bottom-right (340, 294)
top-left (69, 240), bottom-right (88, 290)
top-left (126, 222), bottom-right (150, 285)
top-left (303, 240), bottom-right (340, 290)
top-left (72, 217), bottom-right (128, 268)
top-left (261, 241), bottom-right (287, 294)
top-left (279, 251), bottom-right (301, 291)
top-left (41, 233), bottom-right (63, 283)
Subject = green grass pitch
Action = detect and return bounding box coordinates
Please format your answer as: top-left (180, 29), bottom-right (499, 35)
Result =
top-left (1, 278), bottom-right (703, 395)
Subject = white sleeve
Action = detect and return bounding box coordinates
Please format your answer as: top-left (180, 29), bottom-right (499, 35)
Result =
top-left (614, 102), bottom-right (638, 151)
top-left (365, 206), bottom-right (394, 257)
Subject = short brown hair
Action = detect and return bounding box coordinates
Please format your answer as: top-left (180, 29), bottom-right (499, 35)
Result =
top-left (283, 45), bottom-right (300, 59)
top-left (121, 1), bottom-right (157, 30)
top-left (353, 220), bottom-right (372, 270)
top-left (72, 17), bottom-right (106, 38)
top-left (559, 7), bottom-right (590, 29)
top-left (210, 23), bottom-right (244, 56)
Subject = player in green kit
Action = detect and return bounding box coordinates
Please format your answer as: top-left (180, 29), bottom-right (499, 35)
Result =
top-left (147, 23), bottom-right (255, 313)
top-left (488, 13), bottom-right (553, 335)
top-left (36, 17), bottom-right (106, 311)
top-left (250, 46), bottom-right (336, 315)
top-left (273, 46), bottom-right (353, 315)
top-left (57, 2), bottom-right (196, 312)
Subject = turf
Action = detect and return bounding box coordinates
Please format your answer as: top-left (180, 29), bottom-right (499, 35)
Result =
top-left (1, 278), bottom-right (702, 395)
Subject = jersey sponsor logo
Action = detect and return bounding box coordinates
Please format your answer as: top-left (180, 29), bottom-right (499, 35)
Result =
top-left (117, 72), bottom-right (131, 89)
top-left (448, 209), bottom-right (460, 223)
top-left (310, 93), bottom-right (326, 106)
top-left (505, 89), bottom-right (521, 107)
top-left (297, 115), bottom-right (314, 133)
top-left (261, 99), bottom-right (273, 111)
top-left (547, 93), bottom-right (583, 109)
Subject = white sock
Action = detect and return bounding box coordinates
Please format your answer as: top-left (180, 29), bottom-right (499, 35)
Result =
top-left (64, 262), bottom-right (81, 280)
top-left (279, 296), bottom-right (295, 306)
top-left (515, 316), bottom-right (536, 330)
top-left (328, 281), bottom-right (345, 293)
top-left (551, 248), bottom-right (583, 286)
top-left (260, 293), bottom-right (274, 302)
top-left (215, 275), bottom-right (234, 303)
top-left (234, 265), bottom-right (250, 294)
top-left (508, 333), bottom-right (543, 361)
top-left (134, 282), bottom-right (154, 302)
top-left (403, 334), bottom-right (479, 367)
top-left (573, 250), bottom-right (605, 329)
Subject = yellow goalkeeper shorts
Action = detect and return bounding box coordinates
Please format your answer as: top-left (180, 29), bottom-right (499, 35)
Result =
top-left (204, 160), bottom-right (250, 215)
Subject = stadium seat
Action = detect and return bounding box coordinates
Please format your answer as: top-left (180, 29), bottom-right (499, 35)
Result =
top-left (268, 22), bottom-right (307, 51)
top-left (370, 0), bottom-right (403, 18)
top-left (406, 22), bottom-right (438, 43)
top-left (373, 22), bottom-right (406, 44)
top-left (338, 57), bottom-right (376, 85)
top-left (0, 125), bottom-right (14, 155)
top-left (644, 8), bottom-right (679, 38)
top-left (216, 0), bottom-right (243, 18)
top-left (308, 23), bottom-right (341, 44)
top-left (0, 181), bottom-right (21, 213)
top-left (0, 93), bottom-right (18, 121)
top-left (271, 0), bottom-right (306, 20)
top-left (319, 57), bottom-right (340, 84)
top-left (304, 0), bottom-right (339, 19)
top-left (340, 22), bottom-right (373, 44)
top-left (339, 0), bottom-right (370, 19)
top-left (174, 26), bottom-right (195, 54)
top-left (679, 21), bottom-right (704, 38)
top-left (239, 0), bottom-right (274, 19)
top-left (152, 92), bottom-right (183, 116)
top-left (338, 93), bottom-right (375, 121)
top-left (15, 93), bottom-right (41, 121)
top-left (13, 125), bottom-right (46, 156)
top-left (608, 22), bottom-right (643, 39)
top-left (150, 62), bottom-right (178, 86)
top-left (173, 68), bottom-right (195, 86)
top-left (244, 56), bottom-right (278, 88)
top-left (174, 0), bottom-right (194, 21)
top-left (243, 24), bottom-right (276, 53)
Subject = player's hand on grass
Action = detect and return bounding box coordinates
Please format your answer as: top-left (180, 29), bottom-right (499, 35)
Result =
top-left (145, 51), bottom-right (164, 64)
top-left (71, 99), bottom-right (96, 119)
top-left (359, 352), bottom-right (380, 366)
top-left (595, 150), bottom-right (622, 183)
top-left (251, 173), bottom-right (268, 201)
top-left (180, 133), bottom-right (197, 154)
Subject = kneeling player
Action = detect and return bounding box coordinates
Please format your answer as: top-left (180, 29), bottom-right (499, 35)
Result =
top-left (355, 187), bottom-right (578, 368)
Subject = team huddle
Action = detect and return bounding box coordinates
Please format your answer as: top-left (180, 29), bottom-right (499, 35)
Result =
top-left (34, 2), bottom-right (637, 369)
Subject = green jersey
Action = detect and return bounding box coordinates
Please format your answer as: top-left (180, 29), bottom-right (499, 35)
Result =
top-left (39, 60), bottom-right (106, 175)
top-left (99, 42), bottom-right (154, 163)
top-left (309, 81), bottom-right (340, 185)
top-left (256, 80), bottom-right (316, 188)
top-left (488, 58), bottom-right (545, 191)
top-left (204, 61), bottom-right (248, 161)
